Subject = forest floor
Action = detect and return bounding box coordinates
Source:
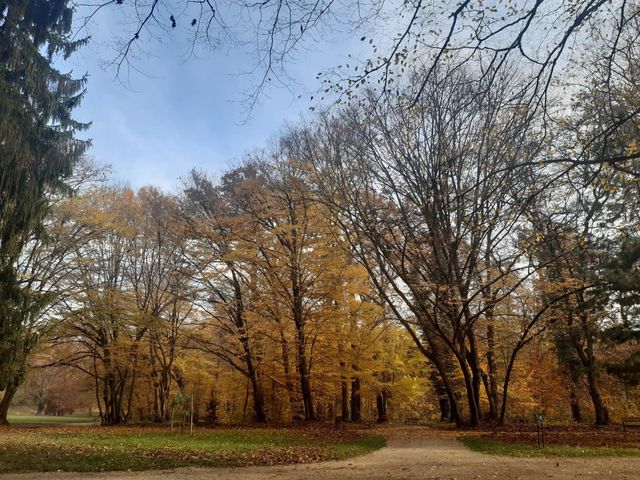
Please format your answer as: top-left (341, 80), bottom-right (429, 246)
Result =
top-left (1, 425), bottom-right (639, 479)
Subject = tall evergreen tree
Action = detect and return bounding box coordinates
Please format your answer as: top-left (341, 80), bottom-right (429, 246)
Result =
top-left (0, 0), bottom-right (88, 423)
top-left (603, 237), bottom-right (640, 386)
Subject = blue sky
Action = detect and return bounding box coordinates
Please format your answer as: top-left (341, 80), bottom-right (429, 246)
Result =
top-left (65, 6), bottom-right (367, 191)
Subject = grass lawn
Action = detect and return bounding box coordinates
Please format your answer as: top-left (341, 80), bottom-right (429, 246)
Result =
top-left (461, 436), bottom-right (640, 458)
top-left (0, 426), bottom-right (385, 473)
top-left (7, 414), bottom-right (97, 425)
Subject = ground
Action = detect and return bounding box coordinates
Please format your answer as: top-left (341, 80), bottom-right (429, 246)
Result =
top-left (1, 426), bottom-right (639, 479)
top-left (0, 425), bottom-right (382, 472)
top-left (0, 430), bottom-right (637, 480)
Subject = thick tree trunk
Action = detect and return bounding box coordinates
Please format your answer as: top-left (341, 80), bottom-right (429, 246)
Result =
top-left (568, 368), bottom-right (582, 422)
top-left (242, 380), bottom-right (250, 420)
top-left (293, 305), bottom-right (314, 420)
top-left (277, 324), bottom-right (300, 420)
top-left (461, 303), bottom-right (485, 425)
top-left (290, 254), bottom-right (314, 420)
top-left (250, 375), bottom-right (267, 422)
top-left (340, 371), bottom-right (349, 420)
top-left (158, 371), bottom-right (171, 423)
top-left (429, 367), bottom-right (451, 422)
top-left (231, 268), bottom-right (266, 423)
top-left (240, 337), bottom-right (266, 422)
top-left (570, 389), bottom-right (582, 423)
top-left (586, 367), bottom-right (609, 425)
top-left (462, 371), bottom-right (480, 426)
top-left (350, 376), bottom-right (361, 422)
top-left (0, 377), bottom-right (19, 425)
top-left (483, 235), bottom-right (499, 420)
top-left (376, 390), bottom-right (388, 423)
top-left (426, 342), bottom-right (463, 426)
top-left (467, 339), bottom-right (484, 423)
top-left (485, 321), bottom-right (499, 420)
top-left (99, 367), bottom-right (130, 425)
top-left (456, 345), bottom-right (481, 426)
top-left (576, 299), bottom-right (609, 425)
top-left (439, 396), bottom-right (451, 422)
top-left (297, 343), bottom-right (314, 420)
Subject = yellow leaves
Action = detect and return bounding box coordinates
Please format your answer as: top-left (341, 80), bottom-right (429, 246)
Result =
top-left (65, 186), bottom-right (145, 239)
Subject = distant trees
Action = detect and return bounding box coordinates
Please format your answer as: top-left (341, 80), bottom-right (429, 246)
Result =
top-left (13, 126), bottom-right (639, 425)
top-left (16, 361), bottom-right (93, 416)
top-left (12, 56), bottom-right (639, 423)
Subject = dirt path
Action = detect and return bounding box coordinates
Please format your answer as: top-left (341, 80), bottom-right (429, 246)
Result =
top-left (2, 428), bottom-right (639, 480)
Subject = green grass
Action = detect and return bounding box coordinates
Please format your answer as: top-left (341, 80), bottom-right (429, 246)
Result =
top-left (7, 414), bottom-right (96, 425)
top-left (0, 427), bottom-right (385, 473)
top-left (461, 436), bottom-right (640, 458)
top-left (326, 435), bottom-right (386, 459)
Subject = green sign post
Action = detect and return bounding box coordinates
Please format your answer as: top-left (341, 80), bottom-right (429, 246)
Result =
top-left (171, 390), bottom-right (194, 435)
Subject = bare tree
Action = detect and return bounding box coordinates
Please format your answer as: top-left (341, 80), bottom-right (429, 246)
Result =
top-left (76, 0), bottom-right (640, 133)
top-left (292, 66), bottom-right (587, 425)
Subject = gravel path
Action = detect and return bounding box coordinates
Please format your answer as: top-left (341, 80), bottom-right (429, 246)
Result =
top-left (2, 428), bottom-right (639, 480)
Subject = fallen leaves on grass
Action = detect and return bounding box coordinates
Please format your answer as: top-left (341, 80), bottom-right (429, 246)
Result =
top-left (0, 424), bottom-right (381, 473)
top-left (487, 425), bottom-right (640, 448)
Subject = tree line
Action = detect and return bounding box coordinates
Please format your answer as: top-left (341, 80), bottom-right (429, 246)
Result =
top-left (1, 0), bottom-right (639, 426)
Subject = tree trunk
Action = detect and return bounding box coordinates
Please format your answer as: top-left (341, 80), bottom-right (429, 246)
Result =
top-left (483, 233), bottom-right (499, 420)
top-left (586, 367), bottom-right (609, 425)
top-left (340, 371), bottom-right (349, 420)
top-left (241, 337), bottom-right (266, 422)
top-left (457, 346), bottom-right (481, 426)
top-left (297, 348), bottom-right (314, 421)
top-left (427, 343), bottom-right (463, 426)
top-left (290, 254), bottom-right (314, 420)
top-left (376, 390), bottom-right (388, 423)
top-left (570, 389), bottom-right (582, 423)
top-left (294, 312), bottom-right (314, 420)
top-left (485, 321), bottom-right (499, 420)
top-left (235, 337), bottom-right (266, 422)
top-left (568, 368), bottom-right (582, 422)
top-left (0, 377), bottom-right (19, 425)
top-left (242, 380), bottom-right (250, 420)
top-left (231, 268), bottom-right (266, 422)
top-left (429, 367), bottom-right (451, 422)
top-left (250, 374), bottom-right (267, 422)
top-left (279, 326), bottom-right (300, 419)
top-left (463, 314), bottom-right (484, 424)
top-left (350, 376), bottom-right (361, 422)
